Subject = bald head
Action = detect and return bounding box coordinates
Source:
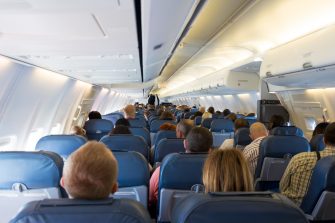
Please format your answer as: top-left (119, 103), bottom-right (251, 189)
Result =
top-left (250, 122), bottom-right (268, 140)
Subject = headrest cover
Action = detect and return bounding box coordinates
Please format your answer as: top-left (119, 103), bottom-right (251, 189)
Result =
top-left (0, 151), bottom-right (63, 189)
top-left (271, 126), bottom-right (304, 136)
top-left (211, 119), bottom-right (234, 132)
top-left (84, 119), bottom-right (114, 133)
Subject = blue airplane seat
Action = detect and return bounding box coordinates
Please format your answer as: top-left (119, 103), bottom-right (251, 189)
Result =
top-left (84, 119), bottom-right (114, 141)
top-left (153, 130), bottom-right (176, 149)
top-left (310, 134), bottom-right (325, 152)
top-left (201, 118), bottom-right (212, 129)
top-left (10, 198), bottom-right (151, 223)
top-left (270, 126), bottom-right (304, 137)
top-left (244, 117), bottom-right (257, 126)
top-left (113, 151), bottom-right (150, 207)
top-left (100, 135), bottom-right (149, 160)
top-left (35, 134), bottom-right (87, 159)
top-left (128, 118), bottom-right (147, 128)
top-left (102, 112), bottom-right (123, 125)
top-left (150, 120), bottom-right (176, 133)
top-left (300, 156), bottom-right (335, 221)
top-left (153, 138), bottom-right (184, 164)
top-left (0, 151), bottom-right (63, 223)
top-left (157, 153), bottom-right (208, 222)
top-left (171, 192), bottom-right (308, 223)
top-left (130, 127), bottom-right (151, 147)
top-left (233, 128), bottom-right (252, 148)
top-left (255, 135), bottom-right (310, 191)
top-left (210, 119), bottom-right (234, 133)
top-left (194, 116), bottom-right (202, 125)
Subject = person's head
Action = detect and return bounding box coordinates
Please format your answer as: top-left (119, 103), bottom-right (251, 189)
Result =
top-left (123, 104), bottom-right (136, 119)
top-left (176, 119), bottom-right (194, 138)
top-left (71, 126), bottom-right (86, 137)
top-left (223, 109), bottom-right (231, 117)
top-left (269, 115), bottom-right (285, 129)
top-left (159, 122), bottom-right (177, 131)
top-left (115, 118), bottom-right (130, 127)
top-left (199, 107), bottom-right (206, 114)
top-left (159, 111), bottom-right (174, 120)
top-left (88, 111), bottom-right (102, 120)
top-left (323, 122), bottom-right (335, 147)
top-left (184, 127), bottom-right (212, 153)
top-left (110, 125), bottom-right (131, 135)
top-left (61, 142), bottom-right (118, 199)
top-left (249, 122), bottom-right (268, 140)
top-left (202, 111), bottom-right (212, 120)
top-left (215, 111), bottom-right (222, 115)
top-left (246, 113), bottom-right (255, 117)
top-left (234, 118), bottom-right (249, 131)
top-left (226, 113), bottom-right (237, 122)
top-left (202, 149), bottom-right (253, 193)
top-left (313, 122), bottom-right (330, 137)
top-left (207, 107), bottom-right (215, 114)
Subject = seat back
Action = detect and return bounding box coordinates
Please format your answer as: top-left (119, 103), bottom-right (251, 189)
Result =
top-left (154, 138), bottom-right (185, 164)
top-left (100, 135), bottom-right (149, 160)
top-left (154, 130), bottom-right (177, 149)
top-left (130, 127), bottom-right (151, 147)
top-left (234, 128), bottom-right (252, 147)
top-left (84, 119), bottom-right (113, 141)
top-left (102, 112), bottom-right (123, 125)
top-left (171, 192), bottom-right (308, 223)
top-left (128, 118), bottom-right (147, 128)
top-left (0, 151), bottom-right (63, 223)
top-left (158, 153), bottom-right (208, 222)
top-left (113, 151), bottom-right (150, 207)
top-left (244, 117), bottom-right (257, 126)
top-left (35, 135), bottom-right (87, 159)
top-left (310, 134), bottom-right (325, 152)
top-left (300, 156), bottom-right (335, 220)
top-left (201, 118), bottom-right (212, 129)
top-left (194, 116), bottom-right (202, 125)
top-left (10, 198), bottom-right (151, 223)
top-left (255, 135), bottom-right (310, 191)
top-left (210, 119), bottom-right (234, 133)
top-left (150, 120), bottom-right (176, 133)
top-left (270, 126), bottom-right (304, 137)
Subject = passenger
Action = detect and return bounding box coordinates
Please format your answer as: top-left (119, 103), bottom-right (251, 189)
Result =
top-left (123, 104), bottom-right (136, 119)
top-left (220, 118), bottom-right (249, 150)
top-left (202, 149), bottom-right (254, 192)
top-left (242, 122), bottom-right (268, 175)
top-left (215, 110), bottom-right (222, 116)
top-left (199, 106), bottom-right (206, 114)
top-left (109, 125), bottom-right (131, 135)
top-left (176, 120), bottom-right (194, 139)
top-left (226, 113), bottom-right (237, 122)
top-left (114, 118), bottom-right (130, 127)
top-left (280, 122), bottom-right (335, 205)
top-left (207, 106), bottom-right (215, 114)
top-left (70, 125), bottom-right (86, 138)
top-left (159, 111), bottom-right (174, 120)
top-left (88, 111), bottom-right (102, 120)
top-left (149, 127), bottom-right (212, 209)
top-left (246, 112), bottom-right (255, 117)
top-left (201, 111), bottom-right (212, 121)
top-left (60, 141), bottom-right (118, 199)
top-left (159, 122), bottom-right (176, 131)
top-left (223, 109), bottom-right (231, 117)
top-left (312, 122), bottom-right (329, 137)
top-left (190, 111), bottom-right (203, 120)
top-left (269, 114), bottom-right (285, 130)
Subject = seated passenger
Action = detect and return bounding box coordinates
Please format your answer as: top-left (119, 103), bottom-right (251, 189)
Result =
top-left (269, 114), bottom-right (285, 130)
top-left (220, 118), bottom-right (249, 150)
top-left (88, 111), bottom-right (102, 120)
top-left (203, 149), bottom-right (253, 192)
top-left (223, 109), bottom-right (231, 117)
top-left (312, 122), bottom-right (329, 137)
top-left (242, 122), bottom-right (268, 175)
top-left (159, 111), bottom-right (175, 120)
top-left (199, 106), bottom-right (206, 114)
top-left (149, 127), bottom-right (212, 208)
top-left (207, 106), bottom-right (215, 114)
top-left (159, 122), bottom-right (176, 131)
top-left (109, 125), bottom-right (131, 135)
top-left (176, 120), bottom-right (194, 139)
top-left (114, 118), bottom-right (130, 127)
top-left (226, 112), bottom-right (237, 122)
top-left (280, 122), bottom-right (335, 205)
top-left (190, 111), bottom-right (203, 120)
top-left (61, 141), bottom-right (118, 199)
top-left (201, 111), bottom-right (212, 121)
top-left (123, 104), bottom-right (136, 119)
top-left (71, 125), bottom-right (86, 138)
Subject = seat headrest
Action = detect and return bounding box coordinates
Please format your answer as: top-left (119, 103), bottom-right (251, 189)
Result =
top-left (10, 198), bottom-right (151, 223)
top-left (159, 153), bottom-right (208, 190)
top-left (35, 135), bottom-right (87, 158)
top-left (309, 134), bottom-right (325, 152)
top-left (154, 138), bottom-right (185, 163)
top-left (271, 126), bottom-right (304, 136)
top-left (171, 192), bottom-right (308, 223)
top-left (84, 119), bottom-right (114, 133)
top-left (0, 151), bottom-right (63, 189)
top-left (210, 119), bottom-right (234, 132)
top-left (113, 151), bottom-right (150, 188)
top-left (234, 128), bottom-right (252, 146)
top-left (300, 156), bottom-right (335, 214)
top-left (150, 120), bottom-right (176, 133)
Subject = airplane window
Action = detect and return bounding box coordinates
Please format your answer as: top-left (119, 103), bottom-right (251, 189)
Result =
top-left (304, 117), bottom-right (317, 131)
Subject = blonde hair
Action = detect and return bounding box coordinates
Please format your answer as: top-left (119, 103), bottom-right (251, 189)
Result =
top-left (202, 111), bottom-right (212, 120)
top-left (71, 125), bottom-right (86, 137)
top-left (63, 141), bottom-right (118, 199)
top-left (202, 149), bottom-right (253, 193)
top-left (123, 104), bottom-right (136, 119)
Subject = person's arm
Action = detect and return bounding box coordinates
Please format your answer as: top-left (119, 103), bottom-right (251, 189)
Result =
top-left (149, 166), bottom-right (160, 206)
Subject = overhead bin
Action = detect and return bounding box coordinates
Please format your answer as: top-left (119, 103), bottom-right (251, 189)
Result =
top-left (260, 25), bottom-right (335, 89)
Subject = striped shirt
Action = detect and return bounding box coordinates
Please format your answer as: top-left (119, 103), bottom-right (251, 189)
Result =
top-left (280, 147), bottom-right (335, 205)
top-left (242, 136), bottom-right (265, 175)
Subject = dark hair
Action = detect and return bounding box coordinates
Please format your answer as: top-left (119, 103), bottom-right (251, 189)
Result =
top-left (207, 107), bottom-right (215, 114)
top-left (115, 118), bottom-right (130, 127)
top-left (269, 115), bottom-right (285, 129)
top-left (185, 127), bottom-right (212, 153)
top-left (234, 118), bottom-right (249, 130)
top-left (223, 109), bottom-right (231, 117)
top-left (88, 111), bottom-right (102, 120)
top-left (109, 125), bottom-right (131, 135)
top-left (313, 122), bottom-right (329, 137)
top-left (226, 113), bottom-right (237, 122)
top-left (324, 122), bottom-right (335, 147)
top-left (159, 111), bottom-right (174, 120)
